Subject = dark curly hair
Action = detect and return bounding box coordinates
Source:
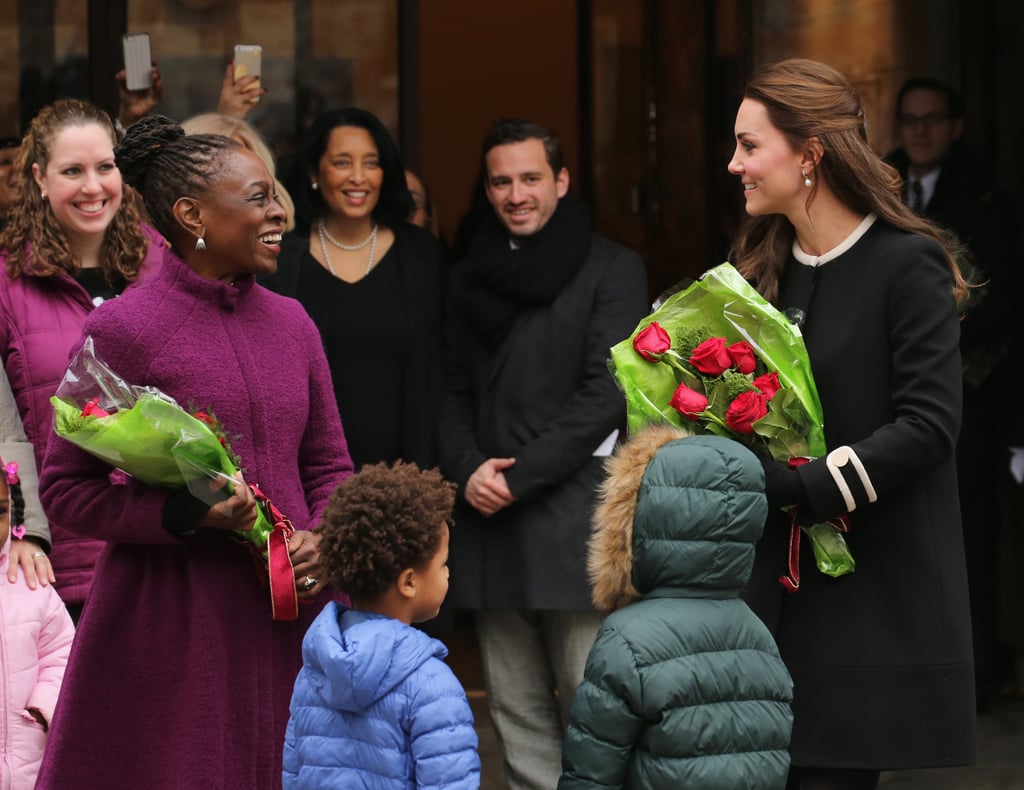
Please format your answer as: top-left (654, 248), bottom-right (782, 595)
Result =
top-left (318, 461), bottom-right (456, 602)
top-left (114, 114), bottom-right (242, 254)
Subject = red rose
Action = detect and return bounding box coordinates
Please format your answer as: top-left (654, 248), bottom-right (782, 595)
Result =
top-left (669, 382), bottom-right (708, 420)
top-left (633, 322), bottom-right (672, 362)
top-left (753, 372), bottom-right (781, 399)
top-left (727, 341), bottom-right (757, 374)
top-left (194, 411), bottom-right (217, 429)
top-left (725, 390), bottom-right (769, 434)
top-left (689, 337), bottom-right (733, 375)
top-left (82, 397), bottom-right (111, 418)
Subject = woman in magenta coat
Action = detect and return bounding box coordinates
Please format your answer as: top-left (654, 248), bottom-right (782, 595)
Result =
top-left (36, 115), bottom-right (353, 789)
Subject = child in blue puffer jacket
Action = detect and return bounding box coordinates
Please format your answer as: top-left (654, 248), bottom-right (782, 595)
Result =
top-left (283, 461), bottom-right (480, 790)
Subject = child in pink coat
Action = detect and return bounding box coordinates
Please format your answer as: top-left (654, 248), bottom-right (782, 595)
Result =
top-left (0, 457), bottom-right (74, 789)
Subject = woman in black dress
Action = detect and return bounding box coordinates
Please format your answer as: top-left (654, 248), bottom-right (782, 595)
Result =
top-left (262, 108), bottom-right (447, 470)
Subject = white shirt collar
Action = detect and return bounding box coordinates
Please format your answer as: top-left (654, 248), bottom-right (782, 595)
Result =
top-left (912, 167), bottom-right (941, 209)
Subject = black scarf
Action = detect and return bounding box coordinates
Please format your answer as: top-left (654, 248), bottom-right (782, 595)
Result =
top-left (462, 192), bottom-right (592, 348)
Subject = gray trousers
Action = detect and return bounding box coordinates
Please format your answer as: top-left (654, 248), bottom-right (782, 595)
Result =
top-left (476, 609), bottom-right (603, 790)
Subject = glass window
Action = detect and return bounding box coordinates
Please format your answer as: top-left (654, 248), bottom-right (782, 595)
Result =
top-left (2, 1), bottom-right (399, 158)
top-left (126, 0), bottom-right (399, 162)
top-left (1, 2), bottom-right (92, 137)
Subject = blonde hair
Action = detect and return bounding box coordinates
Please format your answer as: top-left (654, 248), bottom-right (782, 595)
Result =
top-left (181, 113), bottom-right (295, 232)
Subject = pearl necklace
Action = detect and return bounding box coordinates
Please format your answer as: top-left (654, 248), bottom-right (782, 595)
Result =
top-left (317, 220), bottom-right (379, 277)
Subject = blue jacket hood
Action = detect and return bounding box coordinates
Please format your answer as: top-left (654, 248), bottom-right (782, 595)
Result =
top-left (301, 603), bottom-right (448, 713)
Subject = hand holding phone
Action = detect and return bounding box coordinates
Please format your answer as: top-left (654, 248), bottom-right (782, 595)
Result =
top-left (233, 44), bottom-right (262, 97)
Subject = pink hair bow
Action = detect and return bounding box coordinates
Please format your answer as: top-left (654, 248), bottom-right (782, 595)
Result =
top-left (3, 461), bottom-right (18, 486)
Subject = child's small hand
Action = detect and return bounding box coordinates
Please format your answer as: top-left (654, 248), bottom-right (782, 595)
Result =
top-left (288, 530), bottom-right (325, 599)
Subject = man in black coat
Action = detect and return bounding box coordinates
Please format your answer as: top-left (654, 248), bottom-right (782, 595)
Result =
top-left (886, 77), bottom-right (1020, 709)
top-left (439, 118), bottom-right (648, 789)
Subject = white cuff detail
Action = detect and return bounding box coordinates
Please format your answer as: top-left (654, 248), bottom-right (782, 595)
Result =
top-left (825, 445), bottom-right (877, 512)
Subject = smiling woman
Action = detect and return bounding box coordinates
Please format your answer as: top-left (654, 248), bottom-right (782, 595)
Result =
top-left (0, 99), bottom-right (173, 623)
top-left (261, 107), bottom-right (449, 473)
top-left (33, 114), bottom-right (353, 789)
top-left (725, 59), bottom-right (974, 788)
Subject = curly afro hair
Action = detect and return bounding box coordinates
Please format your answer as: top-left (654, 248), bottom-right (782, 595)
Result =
top-left (318, 461), bottom-right (456, 602)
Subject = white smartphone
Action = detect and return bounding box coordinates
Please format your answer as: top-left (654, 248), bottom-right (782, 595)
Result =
top-left (233, 44), bottom-right (262, 99)
top-left (122, 33), bottom-right (153, 91)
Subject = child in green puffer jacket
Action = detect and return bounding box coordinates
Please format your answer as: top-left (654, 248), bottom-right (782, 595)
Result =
top-left (559, 426), bottom-right (793, 790)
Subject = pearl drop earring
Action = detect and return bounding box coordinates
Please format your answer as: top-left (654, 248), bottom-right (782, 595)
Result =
top-left (803, 171), bottom-right (812, 188)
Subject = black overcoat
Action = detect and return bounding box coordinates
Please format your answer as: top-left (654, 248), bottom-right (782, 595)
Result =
top-left (440, 234), bottom-right (648, 610)
top-left (746, 219), bottom-right (976, 769)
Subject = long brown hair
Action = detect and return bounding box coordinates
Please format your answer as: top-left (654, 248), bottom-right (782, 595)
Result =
top-left (730, 59), bottom-right (967, 306)
top-left (0, 99), bottom-right (148, 282)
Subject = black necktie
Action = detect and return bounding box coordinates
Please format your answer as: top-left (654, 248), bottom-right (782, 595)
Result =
top-left (909, 179), bottom-right (924, 211)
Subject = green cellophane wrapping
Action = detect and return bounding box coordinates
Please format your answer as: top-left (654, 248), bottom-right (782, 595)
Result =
top-left (50, 393), bottom-right (273, 550)
top-left (609, 262), bottom-right (854, 578)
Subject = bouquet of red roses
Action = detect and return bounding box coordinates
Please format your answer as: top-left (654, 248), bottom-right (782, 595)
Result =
top-left (609, 262), bottom-right (854, 588)
top-left (50, 336), bottom-right (302, 619)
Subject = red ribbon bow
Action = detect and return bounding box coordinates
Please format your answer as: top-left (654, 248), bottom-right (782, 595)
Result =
top-left (778, 510), bottom-right (851, 593)
top-left (777, 456), bottom-right (851, 593)
top-left (249, 483), bottom-right (299, 620)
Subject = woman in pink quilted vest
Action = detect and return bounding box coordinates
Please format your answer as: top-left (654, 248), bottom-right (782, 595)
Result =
top-left (0, 98), bottom-right (172, 622)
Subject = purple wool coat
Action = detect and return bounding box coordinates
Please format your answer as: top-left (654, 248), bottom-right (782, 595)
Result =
top-left (35, 252), bottom-right (353, 790)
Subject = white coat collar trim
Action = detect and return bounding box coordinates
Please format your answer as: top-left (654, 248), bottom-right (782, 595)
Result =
top-left (792, 213), bottom-right (877, 267)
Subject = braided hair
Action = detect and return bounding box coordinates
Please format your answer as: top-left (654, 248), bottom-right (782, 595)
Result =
top-left (114, 114), bottom-right (242, 253)
top-left (1, 457), bottom-right (25, 541)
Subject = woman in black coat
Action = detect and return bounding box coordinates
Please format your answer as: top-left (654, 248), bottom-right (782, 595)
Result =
top-left (726, 59), bottom-right (974, 789)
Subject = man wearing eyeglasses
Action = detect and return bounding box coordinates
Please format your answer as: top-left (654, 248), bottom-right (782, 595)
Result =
top-left (886, 77), bottom-right (1019, 715)
top-left (0, 137), bottom-right (20, 232)
top-left (890, 78), bottom-right (962, 211)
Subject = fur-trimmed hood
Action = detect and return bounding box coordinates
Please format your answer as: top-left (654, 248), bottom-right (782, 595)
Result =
top-left (589, 427), bottom-right (767, 610)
